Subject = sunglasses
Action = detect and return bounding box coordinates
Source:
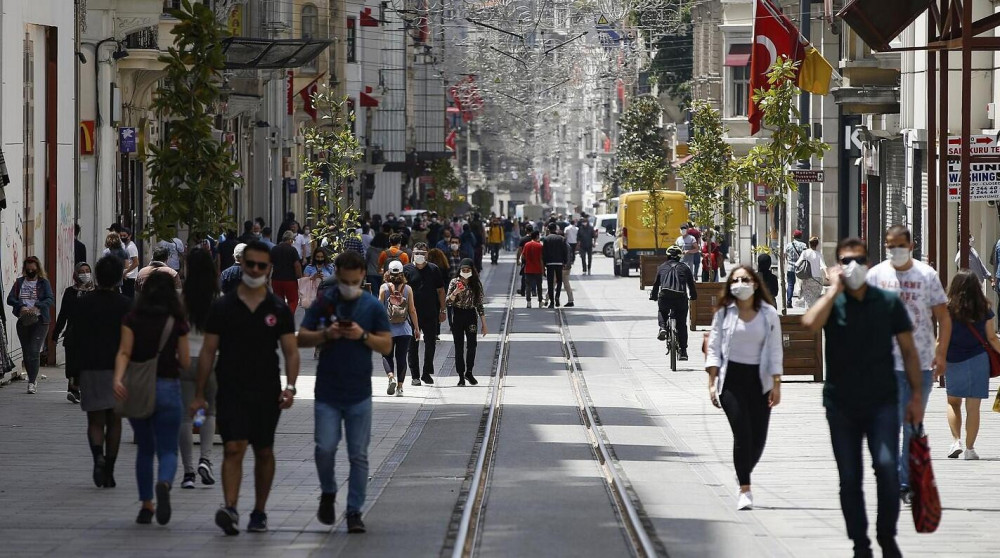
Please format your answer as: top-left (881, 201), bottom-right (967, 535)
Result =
top-left (732, 277), bottom-right (754, 284)
top-left (243, 260), bottom-right (269, 270)
top-left (839, 256), bottom-right (868, 266)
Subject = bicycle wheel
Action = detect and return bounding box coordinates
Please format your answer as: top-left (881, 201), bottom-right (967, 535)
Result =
top-left (668, 328), bottom-right (677, 371)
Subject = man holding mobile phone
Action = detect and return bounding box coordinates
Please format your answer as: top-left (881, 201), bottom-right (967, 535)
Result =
top-left (297, 251), bottom-right (392, 534)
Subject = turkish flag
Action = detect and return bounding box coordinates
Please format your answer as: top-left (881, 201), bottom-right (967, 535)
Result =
top-left (445, 130), bottom-right (457, 153)
top-left (300, 80), bottom-right (319, 121)
top-left (749, 0), bottom-right (804, 135)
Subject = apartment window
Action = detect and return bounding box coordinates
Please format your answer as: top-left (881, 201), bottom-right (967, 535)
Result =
top-left (347, 18), bottom-right (356, 63)
top-left (302, 4), bottom-right (319, 72)
top-left (724, 44), bottom-right (752, 117)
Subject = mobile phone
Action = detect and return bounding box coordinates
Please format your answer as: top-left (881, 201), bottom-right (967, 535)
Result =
top-left (337, 319), bottom-right (353, 328)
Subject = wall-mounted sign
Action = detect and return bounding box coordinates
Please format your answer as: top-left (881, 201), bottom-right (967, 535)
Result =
top-left (80, 121), bottom-right (95, 155)
top-left (118, 127), bottom-right (136, 153)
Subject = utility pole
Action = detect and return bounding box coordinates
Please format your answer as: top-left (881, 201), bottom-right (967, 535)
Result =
top-left (797, 0), bottom-right (811, 238)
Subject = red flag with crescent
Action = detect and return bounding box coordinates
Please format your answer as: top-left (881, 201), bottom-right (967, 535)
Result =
top-left (749, 0), bottom-right (804, 135)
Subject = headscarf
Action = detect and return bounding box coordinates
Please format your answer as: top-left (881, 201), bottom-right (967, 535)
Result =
top-left (74, 262), bottom-right (95, 292)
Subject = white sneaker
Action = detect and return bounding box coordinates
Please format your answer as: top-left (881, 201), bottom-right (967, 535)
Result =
top-left (737, 491), bottom-right (753, 511)
top-left (396, 383), bottom-right (404, 397)
top-left (26, 382), bottom-right (36, 394)
top-left (948, 440), bottom-right (963, 458)
top-left (965, 448), bottom-right (980, 460)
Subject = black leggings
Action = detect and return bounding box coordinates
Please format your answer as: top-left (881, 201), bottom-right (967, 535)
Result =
top-left (579, 247), bottom-right (593, 271)
top-left (87, 409), bottom-right (122, 467)
top-left (546, 265), bottom-right (563, 302)
top-left (451, 308), bottom-right (479, 375)
top-left (719, 361), bottom-right (771, 486)
top-left (382, 335), bottom-right (412, 379)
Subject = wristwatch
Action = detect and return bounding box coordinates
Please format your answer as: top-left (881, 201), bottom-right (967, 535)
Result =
top-left (361, 331), bottom-right (370, 343)
top-left (284, 384), bottom-right (297, 395)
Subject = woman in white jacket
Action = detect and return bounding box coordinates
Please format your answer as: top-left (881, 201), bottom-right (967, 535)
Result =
top-left (705, 265), bottom-right (784, 511)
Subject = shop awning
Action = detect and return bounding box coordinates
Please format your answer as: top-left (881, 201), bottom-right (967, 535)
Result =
top-left (724, 43), bottom-right (752, 67)
top-left (221, 38), bottom-right (333, 70)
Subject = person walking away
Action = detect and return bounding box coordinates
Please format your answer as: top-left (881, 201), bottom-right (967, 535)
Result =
top-left (447, 259), bottom-right (488, 385)
top-left (404, 243), bottom-right (446, 385)
top-left (802, 237), bottom-right (923, 558)
top-left (112, 272), bottom-right (191, 525)
top-left (103, 232), bottom-right (128, 266)
top-left (564, 219), bottom-right (579, 260)
top-left (676, 225), bottom-right (699, 277)
top-left (650, 246), bottom-right (697, 359)
top-left (472, 215), bottom-right (486, 272)
top-left (577, 219), bottom-right (595, 275)
top-left (219, 243), bottom-right (246, 295)
top-left (297, 251), bottom-right (393, 532)
top-left (784, 230), bottom-right (807, 308)
top-left (72, 256), bottom-right (131, 488)
top-left (522, 231), bottom-right (544, 308)
top-left (271, 231), bottom-right (303, 314)
top-left (701, 231), bottom-right (722, 282)
top-left (460, 223), bottom-right (476, 261)
top-left (260, 227), bottom-right (275, 249)
top-left (562, 235), bottom-right (576, 307)
top-left (366, 234), bottom-right (386, 294)
top-left (866, 225), bottom-right (950, 502)
top-left (799, 236), bottom-right (827, 308)
top-left (943, 270), bottom-right (1000, 461)
top-left (190, 241), bottom-right (300, 535)
top-left (136, 245), bottom-right (182, 293)
top-left (427, 248), bottom-right (450, 277)
top-left (378, 261), bottom-right (420, 396)
top-left (515, 224), bottom-right (535, 294)
top-left (757, 253), bottom-right (780, 301)
top-left (505, 216), bottom-right (517, 252)
top-left (52, 262), bottom-right (94, 403)
top-left (705, 265), bottom-right (783, 510)
top-left (487, 217), bottom-right (504, 265)
top-left (156, 233), bottom-right (185, 276)
top-left (542, 224), bottom-right (569, 308)
top-left (378, 233), bottom-right (410, 274)
top-left (956, 236), bottom-right (992, 285)
top-left (117, 228), bottom-right (141, 298)
top-left (75, 223), bottom-right (88, 267)
top-left (7, 257), bottom-right (54, 393)
top-left (179, 247), bottom-right (220, 489)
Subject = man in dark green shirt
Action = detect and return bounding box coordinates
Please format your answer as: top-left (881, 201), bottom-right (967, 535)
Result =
top-left (803, 237), bottom-right (923, 558)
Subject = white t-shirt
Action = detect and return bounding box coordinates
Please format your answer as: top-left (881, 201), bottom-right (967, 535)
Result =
top-left (675, 234), bottom-right (696, 252)
top-left (800, 248), bottom-right (826, 279)
top-left (294, 234), bottom-right (311, 259)
top-left (866, 259), bottom-right (947, 371)
top-left (124, 241), bottom-right (140, 279)
top-left (728, 312), bottom-right (766, 365)
top-left (564, 225), bottom-right (579, 244)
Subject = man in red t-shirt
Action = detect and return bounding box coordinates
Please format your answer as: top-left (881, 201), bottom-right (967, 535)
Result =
top-left (520, 231), bottom-right (544, 308)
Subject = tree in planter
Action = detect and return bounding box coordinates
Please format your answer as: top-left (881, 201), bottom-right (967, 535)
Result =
top-left (470, 189), bottom-right (495, 217)
top-left (147, 0), bottom-right (239, 243)
top-left (736, 57), bottom-right (829, 314)
top-left (426, 160), bottom-right (461, 217)
top-left (633, 159), bottom-right (674, 250)
top-left (680, 101), bottom-right (741, 234)
top-left (300, 89), bottom-right (364, 254)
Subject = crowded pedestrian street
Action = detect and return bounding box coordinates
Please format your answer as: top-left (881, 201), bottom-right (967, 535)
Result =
top-left (2, 255), bottom-right (998, 557)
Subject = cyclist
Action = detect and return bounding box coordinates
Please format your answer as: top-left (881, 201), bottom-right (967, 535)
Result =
top-left (650, 246), bottom-right (698, 360)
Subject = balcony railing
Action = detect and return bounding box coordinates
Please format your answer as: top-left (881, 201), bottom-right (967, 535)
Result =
top-left (123, 26), bottom-right (159, 50)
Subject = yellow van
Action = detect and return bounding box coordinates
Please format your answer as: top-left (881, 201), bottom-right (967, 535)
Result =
top-left (613, 190), bottom-right (689, 277)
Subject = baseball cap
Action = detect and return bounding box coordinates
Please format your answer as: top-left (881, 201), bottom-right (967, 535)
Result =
top-left (388, 260), bottom-right (404, 274)
top-left (793, 229), bottom-right (803, 237)
top-left (108, 223), bottom-right (122, 233)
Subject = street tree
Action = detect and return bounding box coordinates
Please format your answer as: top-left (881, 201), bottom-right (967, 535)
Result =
top-left (425, 160), bottom-right (462, 217)
top-left (680, 101), bottom-right (740, 233)
top-left (147, 0), bottom-right (239, 243)
top-left (300, 89), bottom-right (364, 254)
top-left (605, 96), bottom-right (669, 196)
top-left (736, 56), bottom-right (829, 313)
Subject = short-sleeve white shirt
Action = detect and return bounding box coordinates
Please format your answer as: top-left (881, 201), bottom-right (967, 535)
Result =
top-left (866, 259), bottom-right (948, 370)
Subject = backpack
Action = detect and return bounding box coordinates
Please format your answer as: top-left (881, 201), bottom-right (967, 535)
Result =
top-left (794, 254), bottom-right (813, 280)
top-left (658, 261), bottom-right (687, 296)
top-left (382, 248), bottom-right (405, 272)
top-left (385, 284), bottom-right (409, 324)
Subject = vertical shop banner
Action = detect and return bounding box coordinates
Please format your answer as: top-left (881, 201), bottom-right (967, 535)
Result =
top-left (118, 127), bottom-right (136, 153)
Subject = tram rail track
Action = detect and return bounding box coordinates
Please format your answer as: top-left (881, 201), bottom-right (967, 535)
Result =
top-left (444, 265), bottom-right (665, 558)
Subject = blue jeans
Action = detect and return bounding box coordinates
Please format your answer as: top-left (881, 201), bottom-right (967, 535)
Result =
top-left (785, 271), bottom-right (797, 307)
top-left (128, 378), bottom-right (183, 502)
top-left (896, 369), bottom-right (933, 489)
top-left (315, 398), bottom-right (372, 514)
top-left (826, 402), bottom-right (900, 545)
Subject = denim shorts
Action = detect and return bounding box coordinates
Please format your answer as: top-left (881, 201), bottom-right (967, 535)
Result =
top-left (946, 352), bottom-right (990, 399)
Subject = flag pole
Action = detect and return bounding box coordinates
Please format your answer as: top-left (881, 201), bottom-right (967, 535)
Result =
top-left (294, 72), bottom-right (327, 97)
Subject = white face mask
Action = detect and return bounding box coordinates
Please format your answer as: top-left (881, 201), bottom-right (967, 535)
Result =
top-left (339, 284), bottom-right (363, 300)
top-left (78, 273), bottom-right (92, 284)
top-left (242, 274), bottom-right (267, 289)
top-left (450, 244), bottom-right (460, 251)
top-left (842, 261), bottom-right (869, 290)
top-left (460, 270), bottom-right (473, 279)
top-left (888, 247), bottom-right (911, 268)
top-left (730, 282), bottom-right (755, 301)
top-left (414, 254), bottom-right (426, 265)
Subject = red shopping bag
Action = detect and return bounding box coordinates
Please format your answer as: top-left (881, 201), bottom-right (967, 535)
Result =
top-left (909, 425), bottom-right (941, 533)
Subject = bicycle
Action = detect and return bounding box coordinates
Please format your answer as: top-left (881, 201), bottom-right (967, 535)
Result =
top-left (665, 313), bottom-right (679, 372)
